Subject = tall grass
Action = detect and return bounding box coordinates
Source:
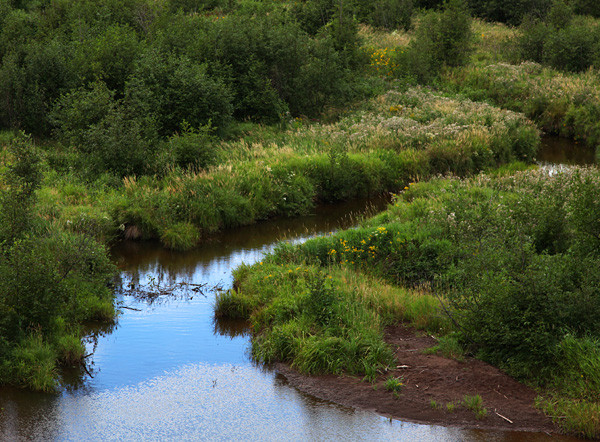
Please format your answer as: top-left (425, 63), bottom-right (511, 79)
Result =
top-left (34, 86), bottom-right (539, 250)
top-left (445, 62), bottom-right (600, 148)
top-left (217, 263), bottom-right (445, 380)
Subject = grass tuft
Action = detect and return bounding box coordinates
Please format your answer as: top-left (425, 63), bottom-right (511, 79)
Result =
top-left (462, 394), bottom-right (488, 420)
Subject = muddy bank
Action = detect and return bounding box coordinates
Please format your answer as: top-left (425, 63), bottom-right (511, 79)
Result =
top-left (276, 324), bottom-right (561, 435)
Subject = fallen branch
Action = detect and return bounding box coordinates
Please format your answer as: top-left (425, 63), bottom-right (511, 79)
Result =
top-left (494, 409), bottom-right (513, 424)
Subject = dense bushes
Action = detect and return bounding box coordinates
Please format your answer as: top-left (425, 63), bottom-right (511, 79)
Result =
top-left (516, 2), bottom-right (600, 73)
top-left (0, 0), bottom-right (371, 177)
top-left (39, 86), bottom-right (538, 249)
top-left (220, 165), bottom-right (600, 436)
top-left (291, 0), bottom-right (413, 33)
top-left (379, 0), bottom-right (472, 83)
top-left (0, 134), bottom-right (116, 391)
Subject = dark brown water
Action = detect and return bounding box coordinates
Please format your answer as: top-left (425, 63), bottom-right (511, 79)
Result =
top-left (0, 138), bottom-right (590, 441)
top-left (537, 135), bottom-right (597, 166)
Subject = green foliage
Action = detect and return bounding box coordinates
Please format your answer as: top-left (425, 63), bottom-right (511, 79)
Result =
top-left (126, 49), bottom-right (233, 135)
top-left (423, 333), bottom-right (465, 360)
top-left (515, 3), bottom-right (600, 73)
top-left (70, 23), bottom-right (141, 93)
top-left (0, 133), bottom-right (41, 244)
top-left (370, 0), bottom-right (413, 30)
top-left (462, 394), bottom-right (487, 419)
top-left (51, 80), bottom-right (162, 177)
top-left (570, 0), bottom-right (600, 17)
top-left (385, 376), bottom-right (404, 397)
top-left (517, 17), bottom-right (550, 63)
top-left (548, 0), bottom-right (574, 29)
top-left (0, 0), bottom-right (372, 177)
top-left (159, 222), bottom-right (201, 250)
top-left (543, 19), bottom-right (599, 72)
top-left (468, 0), bottom-right (551, 26)
top-left (56, 333), bottom-right (85, 366)
top-left (7, 333), bottom-right (57, 392)
top-left (444, 62), bottom-right (600, 147)
top-left (218, 264), bottom-right (396, 379)
top-left (292, 0), bottom-right (413, 33)
top-left (168, 121), bottom-right (216, 170)
top-left (268, 168), bottom-right (600, 401)
top-left (0, 134), bottom-right (116, 390)
top-left (397, 0), bottom-right (472, 83)
top-left (554, 335), bottom-right (600, 401)
top-left (538, 396), bottom-right (600, 438)
top-left (51, 81), bottom-right (117, 146)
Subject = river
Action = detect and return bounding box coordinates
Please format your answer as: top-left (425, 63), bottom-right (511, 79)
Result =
top-left (0, 138), bottom-right (591, 441)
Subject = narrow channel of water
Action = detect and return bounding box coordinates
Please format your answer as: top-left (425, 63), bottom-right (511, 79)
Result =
top-left (537, 135), bottom-right (596, 166)
top-left (0, 138), bottom-right (589, 441)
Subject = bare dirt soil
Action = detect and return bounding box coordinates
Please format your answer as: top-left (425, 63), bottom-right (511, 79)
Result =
top-left (276, 324), bottom-right (560, 434)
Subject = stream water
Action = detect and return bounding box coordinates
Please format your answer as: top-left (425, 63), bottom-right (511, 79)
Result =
top-left (0, 138), bottom-right (592, 441)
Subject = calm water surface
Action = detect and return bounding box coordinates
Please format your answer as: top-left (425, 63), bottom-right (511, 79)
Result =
top-left (0, 138), bottom-right (589, 441)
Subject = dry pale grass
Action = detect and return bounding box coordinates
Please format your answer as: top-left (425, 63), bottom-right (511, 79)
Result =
top-left (358, 23), bottom-right (411, 49)
top-left (470, 18), bottom-right (518, 64)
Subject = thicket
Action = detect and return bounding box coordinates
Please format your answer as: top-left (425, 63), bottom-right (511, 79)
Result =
top-left (291, 0), bottom-right (414, 34)
top-left (515, 0), bottom-right (600, 73)
top-left (0, 134), bottom-right (116, 391)
top-left (369, 0), bottom-right (473, 83)
top-left (0, 0), bottom-right (381, 177)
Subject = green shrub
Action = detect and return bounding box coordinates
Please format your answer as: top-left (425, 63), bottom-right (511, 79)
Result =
top-left (0, 134), bottom-right (116, 390)
top-left (50, 81), bottom-right (117, 146)
top-left (126, 49), bottom-right (233, 136)
top-left (400, 0), bottom-right (472, 82)
top-left (468, 0), bottom-right (551, 26)
top-left (168, 121), bottom-right (216, 170)
top-left (543, 20), bottom-right (599, 72)
top-left (0, 133), bottom-right (41, 245)
top-left (518, 17), bottom-right (551, 63)
top-left (571, 0), bottom-right (600, 17)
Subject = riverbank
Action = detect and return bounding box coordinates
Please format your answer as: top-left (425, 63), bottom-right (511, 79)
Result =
top-left (33, 85), bottom-right (538, 251)
top-left (220, 166), bottom-right (600, 438)
top-left (276, 323), bottom-right (559, 434)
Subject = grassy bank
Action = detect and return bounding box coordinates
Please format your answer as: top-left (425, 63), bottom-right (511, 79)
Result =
top-left (221, 165), bottom-right (600, 437)
top-left (217, 263), bottom-right (446, 380)
top-left (444, 62), bottom-right (600, 149)
top-left (34, 86), bottom-right (538, 250)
